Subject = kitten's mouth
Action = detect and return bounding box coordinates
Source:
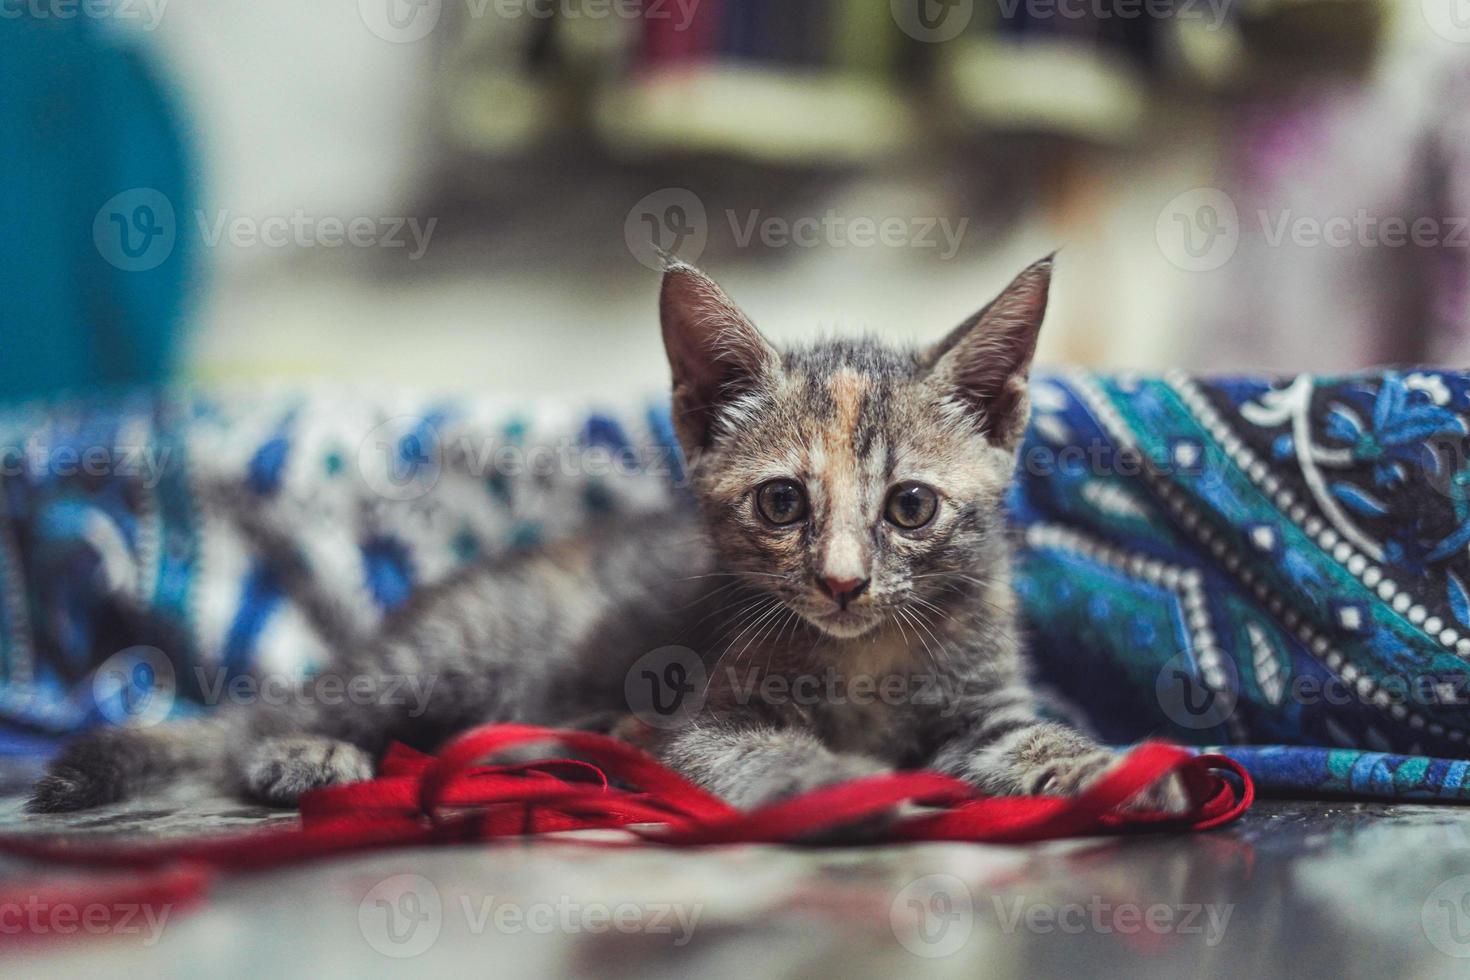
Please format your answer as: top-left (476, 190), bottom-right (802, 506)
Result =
top-left (806, 606), bottom-right (882, 639)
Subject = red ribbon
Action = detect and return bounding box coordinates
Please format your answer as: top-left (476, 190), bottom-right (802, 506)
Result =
top-left (0, 723), bottom-right (1251, 945)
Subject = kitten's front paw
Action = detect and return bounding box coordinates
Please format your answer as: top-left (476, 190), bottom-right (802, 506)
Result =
top-left (725, 755), bottom-right (889, 811)
top-left (1124, 771), bottom-right (1192, 816)
top-left (237, 737), bottom-right (374, 807)
top-left (1023, 746), bottom-right (1117, 797)
top-left (1023, 749), bottom-right (1192, 815)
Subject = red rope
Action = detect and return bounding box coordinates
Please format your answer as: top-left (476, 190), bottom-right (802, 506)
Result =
top-left (0, 724), bottom-right (1251, 946)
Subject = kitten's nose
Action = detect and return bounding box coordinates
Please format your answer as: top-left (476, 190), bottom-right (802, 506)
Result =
top-left (817, 576), bottom-right (869, 609)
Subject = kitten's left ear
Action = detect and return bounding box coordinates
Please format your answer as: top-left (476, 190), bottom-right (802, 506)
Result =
top-left (922, 254), bottom-right (1054, 449)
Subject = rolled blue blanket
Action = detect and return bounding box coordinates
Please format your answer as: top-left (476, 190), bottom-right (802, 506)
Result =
top-left (2, 371), bottom-right (1467, 801)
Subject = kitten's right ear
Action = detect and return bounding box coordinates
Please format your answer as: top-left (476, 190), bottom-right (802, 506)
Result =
top-left (660, 262), bottom-right (778, 454)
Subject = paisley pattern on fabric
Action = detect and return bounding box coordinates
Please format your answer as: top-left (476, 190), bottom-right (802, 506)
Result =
top-left (2, 374), bottom-right (1469, 801)
top-left (1010, 370), bottom-right (1470, 798)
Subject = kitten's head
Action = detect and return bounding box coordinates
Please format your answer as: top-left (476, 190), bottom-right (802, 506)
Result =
top-left (661, 256), bottom-right (1052, 640)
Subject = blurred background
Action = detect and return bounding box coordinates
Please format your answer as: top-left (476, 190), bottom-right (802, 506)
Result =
top-left (4, 0), bottom-right (1470, 406)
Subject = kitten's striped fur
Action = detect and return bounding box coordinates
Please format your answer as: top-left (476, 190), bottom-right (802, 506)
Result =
top-left (29, 257), bottom-right (1182, 814)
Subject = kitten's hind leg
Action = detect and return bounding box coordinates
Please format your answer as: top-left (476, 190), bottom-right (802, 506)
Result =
top-left (233, 735), bottom-right (374, 807)
top-left (27, 720), bottom-right (230, 813)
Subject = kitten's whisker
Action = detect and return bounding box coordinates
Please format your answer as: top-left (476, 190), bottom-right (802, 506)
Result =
top-left (896, 605), bottom-right (941, 674)
top-left (725, 600), bottom-right (788, 672)
top-left (713, 595), bottom-right (779, 640)
top-left (888, 609), bottom-right (912, 649)
top-left (905, 604), bottom-right (953, 673)
top-left (740, 605), bottom-right (792, 670)
top-left (690, 592), bottom-right (765, 635)
top-left (713, 597), bottom-right (781, 669)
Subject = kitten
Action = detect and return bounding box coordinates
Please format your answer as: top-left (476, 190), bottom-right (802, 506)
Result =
top-left (29, 257), bottom-right (1181, 814)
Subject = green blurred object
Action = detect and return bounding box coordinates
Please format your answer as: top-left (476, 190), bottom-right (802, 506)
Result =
top-left (0, 17), bottom-right (196, 404)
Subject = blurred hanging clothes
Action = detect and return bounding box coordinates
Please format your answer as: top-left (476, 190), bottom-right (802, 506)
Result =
top-left (1186, 9), bottom-right (1470, 372)
top-left (0, 16), bottom-right (197, 403)
top-left (597, 0), bottom-right (916, 164)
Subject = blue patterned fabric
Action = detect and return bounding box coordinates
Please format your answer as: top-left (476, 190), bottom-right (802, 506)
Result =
top-left (3, 373), bottom-right (1470, 801)
top-left (1011, 370), bottom-right (1470, 800)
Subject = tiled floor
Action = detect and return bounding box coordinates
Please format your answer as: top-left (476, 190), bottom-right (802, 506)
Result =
top-left (3, 750), bottom-right (1470, 980)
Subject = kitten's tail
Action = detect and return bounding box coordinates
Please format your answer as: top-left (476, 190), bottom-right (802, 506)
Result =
top-left (26, 718), bottom-right (236, 813)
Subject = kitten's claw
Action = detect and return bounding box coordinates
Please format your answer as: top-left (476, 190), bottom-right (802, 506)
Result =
top-left (238, 737), bottom-right (374, 807)
top-left (1034, 752), bottom-right (1193, 816)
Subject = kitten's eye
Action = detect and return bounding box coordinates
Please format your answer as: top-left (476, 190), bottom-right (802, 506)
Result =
top-left (885, 482), bottom-right (938, 530)
top-left (756, 479), bottom-right (808, 526)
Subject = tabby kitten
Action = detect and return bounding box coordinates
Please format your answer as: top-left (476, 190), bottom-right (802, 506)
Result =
top-left (30, 257), bottom-right (1179, 814)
